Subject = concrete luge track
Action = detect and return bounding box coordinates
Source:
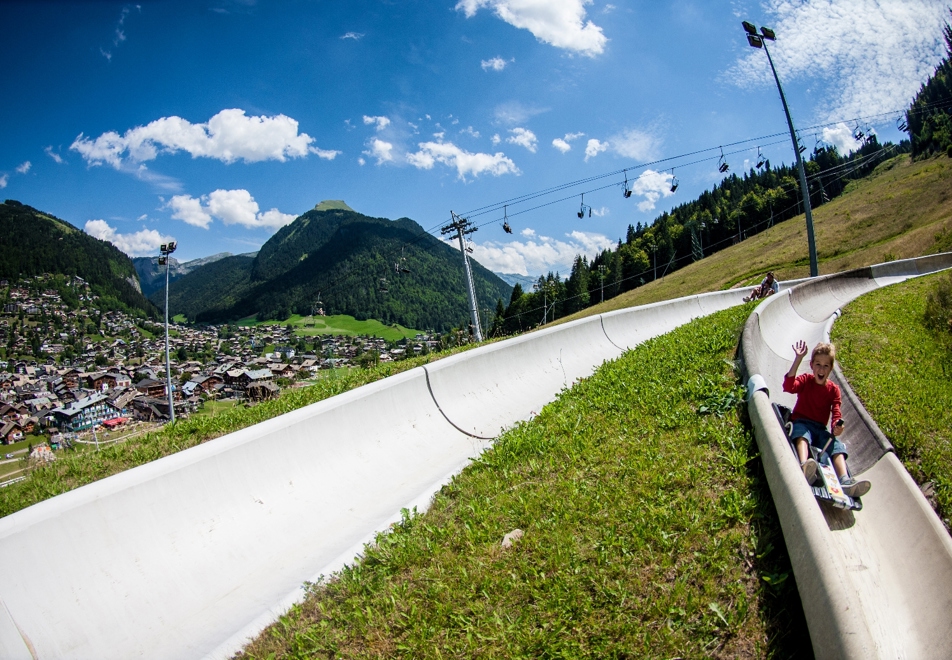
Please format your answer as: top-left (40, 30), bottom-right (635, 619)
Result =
top-left (0, 287), bottom-right (750, 659)
top-left (742, 253), bottom-right (952, 659)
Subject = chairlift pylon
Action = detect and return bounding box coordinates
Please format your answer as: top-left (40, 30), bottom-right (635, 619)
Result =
top-left (718, 147), bottom-right (729, 174)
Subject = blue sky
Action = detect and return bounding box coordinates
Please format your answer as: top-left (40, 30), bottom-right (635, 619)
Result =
top-left (1, 0), bottom-right (948, 277)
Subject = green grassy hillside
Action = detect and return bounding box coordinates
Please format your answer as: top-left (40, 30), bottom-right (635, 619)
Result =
top-left (238, 313), bottom-right (422, 341)
top-left (557, 154), bottom-right (952, 320)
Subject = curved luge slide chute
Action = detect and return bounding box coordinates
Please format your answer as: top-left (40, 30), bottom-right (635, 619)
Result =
top-left (0, 287), bottom-right (745, 658)
top-left (1, 255), bottom-right (947, 659)
top-left (742, 253), bottom-right (952, 659)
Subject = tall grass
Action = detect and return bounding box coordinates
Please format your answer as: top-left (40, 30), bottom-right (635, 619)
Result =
top-left (237, 304), bottom-right (809, 659)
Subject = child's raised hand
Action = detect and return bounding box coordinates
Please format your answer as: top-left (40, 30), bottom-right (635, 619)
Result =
top-left (792, 340), bottom-right (808, 359)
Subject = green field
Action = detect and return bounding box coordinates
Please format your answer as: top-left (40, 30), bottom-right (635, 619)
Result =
top-left (192, 399), bottom-right (241, 418)
top-left (237, 313), bottom-right (422, 341)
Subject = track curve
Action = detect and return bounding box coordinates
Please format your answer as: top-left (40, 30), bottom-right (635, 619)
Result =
top-left (0, 287), bottom-right (748, 659)
top-left (741, 253), bottom-right (952, 659)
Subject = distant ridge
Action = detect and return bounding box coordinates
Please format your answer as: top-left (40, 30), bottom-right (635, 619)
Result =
top-left (160, 206), bottom-right (512, 330)
top-left (314, 200), bottom-right (355, 212)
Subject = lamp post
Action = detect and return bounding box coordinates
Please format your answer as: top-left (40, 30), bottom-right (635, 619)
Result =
top-left (158, 241), bottom-right (177, 424)
top-left (742, 21), bottom-right (818, 277)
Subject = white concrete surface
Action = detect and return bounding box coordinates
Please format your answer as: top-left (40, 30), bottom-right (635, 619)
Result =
top-left (0, 285), bottom-right (752, 659)
top-left (742, 253), bottom-right (952, 659)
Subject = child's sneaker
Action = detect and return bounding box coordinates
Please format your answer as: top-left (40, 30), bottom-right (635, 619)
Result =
top-left (801, 458), bottom-right (818, 485)
top-left (840, 477), bottom-right (871, 498)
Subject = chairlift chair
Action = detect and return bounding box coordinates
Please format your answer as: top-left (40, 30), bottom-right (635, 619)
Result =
top-left (379, 278), bottom-right (388, 294)
top-left (669, 169), bottom-right (679, 193)
top-left (577, 193), bottom-right (591, 219)
top-left (622, 169), bottom-right (633, 198)
top-left (502, 205), bottom-right (513, 233)
top-left (755, 147), bottom-right (766, 169)
top-left (394, 247), bottom-right (411, 274)
top-left (853, 123), bottom-right (865, 141)
top-left (717, 147), bottom-right (729, 173)
top-left (897, 116), bottom-right (908, 132)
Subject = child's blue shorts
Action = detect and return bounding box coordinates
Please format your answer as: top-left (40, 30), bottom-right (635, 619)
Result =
top-left (790, 418), bottom-right (847, 459)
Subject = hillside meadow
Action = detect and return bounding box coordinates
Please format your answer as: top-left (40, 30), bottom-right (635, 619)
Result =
top-left (556, 154), bottom-right (952, 321)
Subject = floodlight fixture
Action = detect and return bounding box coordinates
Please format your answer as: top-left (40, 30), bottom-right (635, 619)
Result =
top-left (760, 26), bottom-right (776, 40)
top-left (742, 21), bottom-right (758, 35)
top-left (747, 34), bottom-right (763, 48)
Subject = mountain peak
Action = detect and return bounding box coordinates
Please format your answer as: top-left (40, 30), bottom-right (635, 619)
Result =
top-left (313, 200), bottom-right (354, 212)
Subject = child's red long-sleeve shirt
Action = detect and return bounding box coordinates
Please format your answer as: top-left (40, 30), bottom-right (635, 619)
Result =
top-left (782, 373), bottom-right (842, 428)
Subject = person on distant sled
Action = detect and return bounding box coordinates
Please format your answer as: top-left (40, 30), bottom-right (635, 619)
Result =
top-left (784, 340), bottom-right (871, 498)
top-left (744, 271), bottom-right (780, 302)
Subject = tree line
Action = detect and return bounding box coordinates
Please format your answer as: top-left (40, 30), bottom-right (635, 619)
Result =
top-left (490, 137), bottom-right (906, 336)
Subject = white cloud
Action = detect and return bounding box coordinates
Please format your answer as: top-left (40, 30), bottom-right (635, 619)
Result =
top-left (610, 128), bottom-right (660, 160)
top-left (310, 146), bottom-right (341, 160)
top-left (363, 115), bottom-right (391, 131)
top-left (460, 126), bottom-right (481, 138)
top-left (491, 133), bottom-right (502, 145)
top-left (84, 219), bottom-right (173, 257)
top-left (71, 108), bottom-right (326, 168)
top-left (631, 169), bottom-right (675, 212)
top-left (822, 122), bottom-right (864, 155)
top-left (406, 141), bottom-right (520, 180)
top-left (506, 127), bottom-right (538, 152)
top-left (590, 206), bottom-right (609, 217)
top-left (168, 189), bottom-right (296, 230)
top-left (456, 0), bottom-right (607, 57)
top-left (481, 56), bottom-right (511, 71)
top-left (168, 195), bottom-right (213, 228)
top-left (16, 161), bottom-right (31, 174)
top-left (726, 0), bottom-right (948, 123)
top-left (358, 157), bottom-right (366, 166)
top-left (493, 101), bottom-right (548, 126)
top-left (462, 229), bottom-right (614, 275)
top-left (45, 146), bottom-right (64, 164)
top-left (364, 137), bottom-right (395, 164)
top-left (0, 174), bottom-right (7, 189)
top-left (584, 138), bottom-right (608, 161)
top-left (552, 131), bottom-right (584, 153)
top-left (521, 227), bottom-right (536, 237)
top-left (341, 31), bottom-right (365, 40)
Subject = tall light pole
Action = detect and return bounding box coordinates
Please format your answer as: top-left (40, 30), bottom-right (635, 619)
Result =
top-left (742, 21), bottom-right (818, 277)
top-left (158, 241), bottom-right (177, 424)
